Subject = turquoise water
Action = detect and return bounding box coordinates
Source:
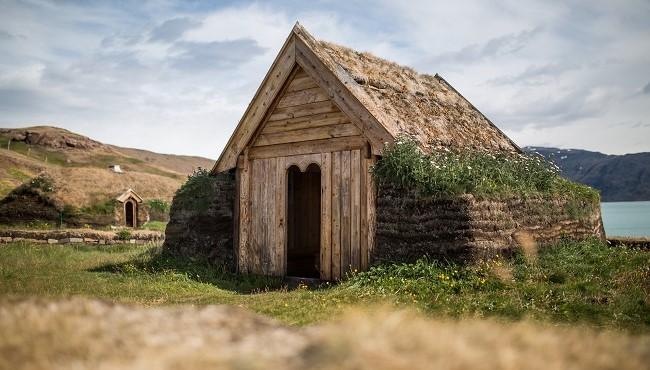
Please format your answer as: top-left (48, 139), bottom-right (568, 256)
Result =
top-left (601, 201), bottom-right (650, 237)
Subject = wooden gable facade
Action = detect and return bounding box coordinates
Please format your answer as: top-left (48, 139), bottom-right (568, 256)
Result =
top-left (235, 65), bottom-right (378, 281)
top-left (214, 26), bottom-right (389, 280)
top-left (213, 23), bottom-right (519, 280)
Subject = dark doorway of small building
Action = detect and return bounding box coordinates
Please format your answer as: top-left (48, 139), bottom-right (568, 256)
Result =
top-left (287, 164), bottom-right (321, 278)
top-left (125, 201), bottom-right (135, 227)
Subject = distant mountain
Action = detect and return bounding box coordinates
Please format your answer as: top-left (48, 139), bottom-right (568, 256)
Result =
top-left (524, 146), bottom-right (650, 202)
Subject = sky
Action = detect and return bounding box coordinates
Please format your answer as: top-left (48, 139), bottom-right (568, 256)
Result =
top-left (1, 0), bottom-right (649, 159)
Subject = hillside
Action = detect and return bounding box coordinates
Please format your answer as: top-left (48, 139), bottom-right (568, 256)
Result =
top-left (0, 126), bottom-right (214, 224)
top-left (525, 147), bottom-right (650, 202)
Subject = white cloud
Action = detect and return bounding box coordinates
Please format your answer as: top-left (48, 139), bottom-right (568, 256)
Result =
top-left (0, 0), bottom-right (648, 157)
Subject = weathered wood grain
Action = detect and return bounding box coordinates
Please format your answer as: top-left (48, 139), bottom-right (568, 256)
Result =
top-left (254, 123), bottom-right (360, 147)
top-left (248, 136), bottom-right (367, 160)
top-left (350, 149), bottom-right (361, 271)
top-left (237, 151), bottom-right (251, 273)
top-left (285, 74), bottom-right (318, 93)
top-left (268, 100), bottom-right (339, 122)
top-left (276, 87), bottom-right (330, 108)
top-left (366, 156), bottom-right (377, 260)
top-left (340, 150), bottom-right (351, 276)
top-left (275, 156), bottom-right (286, 275)
top-left (320, 152), bottom-right (332, 280)
top-left (331, 151), bottom-right (342, 280)
top-left (262, 112), bottom-right (349, 134)
top-left (359, 151), bottom-right (368, 270)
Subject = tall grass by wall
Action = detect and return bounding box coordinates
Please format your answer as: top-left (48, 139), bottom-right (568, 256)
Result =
top-left (372, 137), bottom-right (599, 203)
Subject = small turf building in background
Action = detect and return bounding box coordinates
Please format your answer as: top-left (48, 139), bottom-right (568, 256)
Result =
top-left (0, 173), bottom-right (170, 229)
top-left (164, 24), bottom-right (605, 280)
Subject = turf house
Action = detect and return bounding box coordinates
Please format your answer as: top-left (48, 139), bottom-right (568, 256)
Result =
top-left (164, 24), bottom-right (604, 281)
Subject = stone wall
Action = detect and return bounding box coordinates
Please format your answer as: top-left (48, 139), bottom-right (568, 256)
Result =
top-left (163, 171), bottom-right (236, 270)
top-left (372, 185), bottom-right (605, 264)
top-left (0, 229), bottom-right (163, 245)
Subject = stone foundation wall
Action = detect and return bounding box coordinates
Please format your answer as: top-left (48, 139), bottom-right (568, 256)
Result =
top-left (373, 186), bottom-right (605, 264)
top-left (0, 229), bottom-right (163, 245)
top-left (163, 171), bottom-right (236, 270)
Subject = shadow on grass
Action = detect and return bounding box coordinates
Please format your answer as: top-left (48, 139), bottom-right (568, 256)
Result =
top-left (90, 247), bottom-right (289, 294)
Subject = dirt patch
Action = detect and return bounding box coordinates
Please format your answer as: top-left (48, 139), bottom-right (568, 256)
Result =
top-left (0, 298), bottom-right (648, 370)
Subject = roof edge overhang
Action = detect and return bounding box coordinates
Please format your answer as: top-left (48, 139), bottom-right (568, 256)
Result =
top-left (116, 188), bottom-right (143, 203)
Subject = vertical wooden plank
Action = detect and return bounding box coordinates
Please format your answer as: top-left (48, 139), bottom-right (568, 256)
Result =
top-left (360, 154), bottom-right (368, 271)
top-left (320, 152), bottom-right (332, 280)
top-left (366, 156), bottom-right (377, 263)
top-left (265, 157), bottom-right (277, 275)
top-left (255, 158), bottom-right (267, 274)
top-left (331, 151), bottom-right (342, 280)
top-left (340, 150), bottom-right (351, 277)
top-left (275, 156), bottom-right (286, 275)
top-left (233, 166), bottom-right (241, 272)
top-left (249, 159), bottom-right (260, 273)
top-left (238, 152), bottom-right (251, 273)
top-left (350, 149), bottom-right (361, 272)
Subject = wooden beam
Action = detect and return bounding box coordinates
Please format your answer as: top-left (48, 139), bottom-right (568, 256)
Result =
top-left (366, 156), bottom-right (377, 264)
top-left (340, 150), bottom-right (351, 277)
top-left (331, 151), bottom-right (342, 281)
top-left (262, 112), bottom-right (349, 134)
top-left (276, 87), bottom-right (330, 108)
top-left (285, 75), bottom-right (318, 93)
top-left (350, 149), bottom-right (361, 272)
top-left (359, 151), bottom-right (368, 270)
top-left (248, 136), bottom-right (367, 160)
top-left (267, 100), bottom-right (339, 122)
top-left (320, 152), bottom-right (332, 280)
top-left (254, 123), bottom-right (360, 147)
top-left (237, 150), bottom-right (251, 273)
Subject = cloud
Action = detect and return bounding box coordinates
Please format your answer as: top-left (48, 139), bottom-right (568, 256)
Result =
top-left (149, 17), bottom-right (200, 43)
top-left (169, 39), bottom-right (265, 71)
top-left (487, 63), bottom-right (581, 86)
top-left (426, 27), bottom-right (542, 67)
top-left (0, 1), bottom-right (649, 156)
top-left (0, 30), bottom-right (15, 40)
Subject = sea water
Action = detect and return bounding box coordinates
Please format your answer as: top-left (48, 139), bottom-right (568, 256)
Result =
top-left (601, 201), bottom-right (650, 237)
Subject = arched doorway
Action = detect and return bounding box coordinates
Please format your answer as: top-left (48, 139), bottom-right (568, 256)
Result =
top-left (125, 200), bottom-right (135, 227)
top-left (286, 163), bottom-right (321, 278)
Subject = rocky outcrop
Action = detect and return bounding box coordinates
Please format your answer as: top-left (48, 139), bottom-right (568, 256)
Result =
top-left (163, 171), bottom-right (236, 270)
top-left (0, 127), bottom-right (105, 150)
top-left (373, 185), bottom-right (605, 264)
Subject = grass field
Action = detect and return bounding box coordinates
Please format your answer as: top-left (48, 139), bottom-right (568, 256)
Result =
top-left (0, 239), bottom-right (648, 331)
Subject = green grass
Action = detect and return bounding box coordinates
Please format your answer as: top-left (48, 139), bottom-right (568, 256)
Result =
top-left (0, 239), bottom-right (648, 330)
top-left (7, 167), bottom-right (31, 182)
top-left (373, 136), bottom-right (599, 202)
top-left (141, 221), bottom-right (167, 232)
